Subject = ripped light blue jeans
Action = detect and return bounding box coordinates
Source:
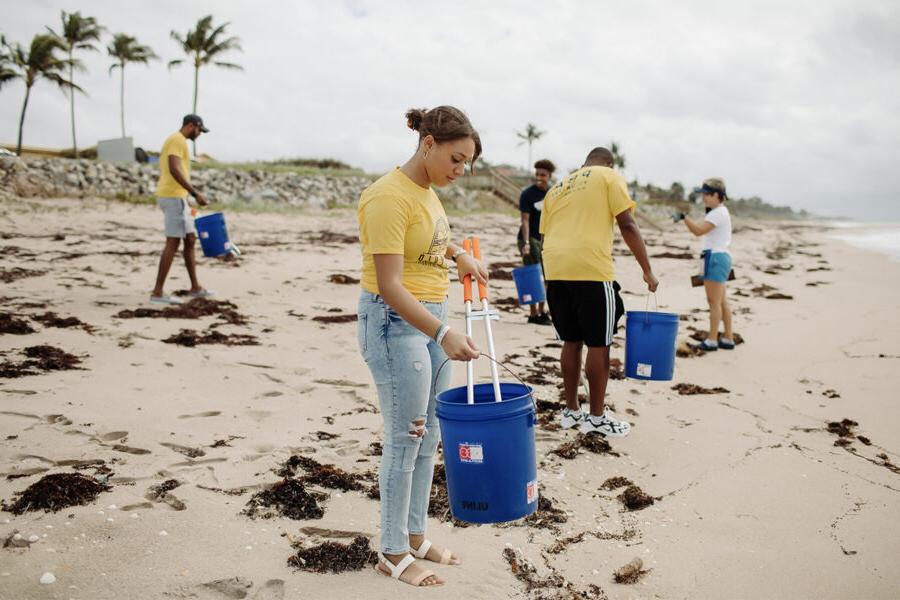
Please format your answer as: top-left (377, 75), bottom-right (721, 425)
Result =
top-left (357, 291), bottom-right (451, 554)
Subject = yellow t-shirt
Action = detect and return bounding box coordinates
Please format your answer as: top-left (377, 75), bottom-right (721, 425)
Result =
top-left (539, 166), bottom-right (636, 281)
top-left (155, 132), bottom-right (190, 198)
top-left (358, 168), bottom-right (450, 302)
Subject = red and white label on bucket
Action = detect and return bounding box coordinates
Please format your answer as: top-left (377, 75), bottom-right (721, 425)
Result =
top-left (636, 363), bottom-right (652, 377)
top-left (526, 479), bottom-right (538, 504)
top-left (458, 443), bottom-right (483, 463)
top-left (199, 231), bottom-right (209, 239)
top-left (522, 293), bottom-right (532, 302)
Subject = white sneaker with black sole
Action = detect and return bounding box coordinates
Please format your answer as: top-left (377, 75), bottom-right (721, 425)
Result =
top-left (579, 410), bottom-right (631, 438)
top-left (559, 407), bottom-right (585, 429)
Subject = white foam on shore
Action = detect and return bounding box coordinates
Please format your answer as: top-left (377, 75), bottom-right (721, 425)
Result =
top-left (828, 222), bottom-right (900, 261)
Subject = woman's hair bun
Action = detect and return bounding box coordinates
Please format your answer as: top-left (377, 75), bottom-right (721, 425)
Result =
top-left (405, 108), bottom-right (427, 132)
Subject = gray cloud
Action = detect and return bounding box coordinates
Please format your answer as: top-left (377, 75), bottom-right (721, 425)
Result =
top-left (1, 0), bottom-right (898, 219)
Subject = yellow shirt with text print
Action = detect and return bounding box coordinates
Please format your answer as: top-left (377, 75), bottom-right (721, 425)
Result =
top-left (358, 168), bottom-right (450, 301)
top-left (155, 132), bottom-right (190, 198)
top-left (539, 166), bottom-right (636, 281)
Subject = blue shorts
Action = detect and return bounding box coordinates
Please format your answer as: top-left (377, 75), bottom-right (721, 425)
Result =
top-left (703, 251), bottom-right (732, 283)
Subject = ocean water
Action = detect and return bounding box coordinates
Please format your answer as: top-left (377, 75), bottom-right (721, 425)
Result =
top-left (828, 222), bottom-right (900, 261)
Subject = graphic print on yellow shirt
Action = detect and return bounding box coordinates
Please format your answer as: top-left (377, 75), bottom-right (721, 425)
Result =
top-left (155, 132), bottom-right (190, 198)
top-left (539, 166), bottom-right (635, 281)
top-left (358, 168), bottom-right (451, 302)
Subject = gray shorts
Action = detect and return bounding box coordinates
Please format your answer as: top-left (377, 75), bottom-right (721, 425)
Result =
top-left (157, 197), bottom-right (196, 238)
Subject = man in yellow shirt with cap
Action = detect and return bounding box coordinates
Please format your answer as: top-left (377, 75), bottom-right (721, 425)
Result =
top-left (150, 114), bottom-right (212, 304)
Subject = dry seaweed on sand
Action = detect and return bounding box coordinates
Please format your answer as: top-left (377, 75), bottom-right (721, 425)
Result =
top-left (522, 490), bottom-right (569, 530)
top-left (115, 297), bottom-right (248, 326)
top-left (551, 434), bottom-right (619, 459)
top-left (311, 313), bottom-right (357, 324)
top-left (162, 329), bottom-right (259, 347)
top-left (30, 312), bottom-right (95, 333)
top-left (0, 345), bottom-right (84, 378)
top-left (303, 230), bottom-right (359, 245)
top-left (613, 557), bottom-right (650, 584)
top-left (0, 312), bottom-right (35, 335)
top-left (288, 535), bottom-right (377, 573)
top-left (0, 267), bottom-right (46, 284)
top-left (671, 383), bottom-right (730, 395)
top-left (277, 455), bottom-right (373, 492)
top-left (487, 265), bottom-right (514, 280)
top-left (328, 273), bottom-right (360, 284)
top-left (651, 251), bottom-right (695, 259)
top-left (826, 418), bottom-right (858, 438)
top-left (600, 476), bottom-right (633, 491)
top-left (618, 485), bottom-right (656, 511)
top-left (491, 296), bottom-right (521, 313)
top-left (502, 546), bottom-right (605, 600)
top-left (2, 473), bottom-right (111, 514)
top-left (243, 478), bottom-right (325, 520)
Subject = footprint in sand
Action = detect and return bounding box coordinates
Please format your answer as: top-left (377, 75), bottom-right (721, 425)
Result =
top-left (160, 442), bottom-right (206, 458)
top-left (112, 444), bottom-right (152, 455)
top-left (95, 431), bottom-right (129, 442)
top-left (0, 466), bottom-right (49, 478)
top-left (0, 411), bottom-right (41, 421)
top-left (169, 457), bottom-right (227, 468)
top-left (177, 411), bottom-right (222, 419)
top-left (243, 410), bottom-right (272, 422)
top-left (44, 414), bottom-right (72, 425)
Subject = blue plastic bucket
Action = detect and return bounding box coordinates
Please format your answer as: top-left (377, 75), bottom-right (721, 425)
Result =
top-left (625, 311), bottom-right (679, 381)
top-left (194, 212), bottom-right (231, 257)
top-left (511, 264), bottom-right (546, 305)
top-left (435, 382), bottom-right (538, 524)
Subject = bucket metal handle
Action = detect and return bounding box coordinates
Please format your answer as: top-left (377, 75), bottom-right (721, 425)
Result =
top-left (433, 353), bottom-right (537, 413)
top-left (644, 292), bottom-right (659, 323)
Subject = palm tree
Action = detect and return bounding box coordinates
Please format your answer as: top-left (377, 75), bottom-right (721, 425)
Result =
top-left (516, 123), bottom-right (545, 172)
top-left (49, 11), bottom-right (103, 158)
top-left (0, 39), bottom-right (18, 91)
top-left (2, 34), bottom-right (80, 156)
top-left (609, 141), bottom-right (626, 170)
top-left (169, 15), bottom-right (242, 156)
top-left (108, 34), bottom-right (158, 138)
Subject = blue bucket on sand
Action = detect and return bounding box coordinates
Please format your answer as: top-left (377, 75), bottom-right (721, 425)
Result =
top-left (511, 264), bottom-right (546, 305)
top-left (194, 212), bottom-right (231, 257)
top-left (436, 382), bottom-right (538, 524)
top-left (625, 311), bottom-right (679, 381)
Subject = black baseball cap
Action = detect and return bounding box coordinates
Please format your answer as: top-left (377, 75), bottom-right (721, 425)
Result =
top-left (182, 114), bottom-right (209, 133)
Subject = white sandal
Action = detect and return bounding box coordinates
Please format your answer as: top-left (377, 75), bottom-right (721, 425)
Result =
top-left (410, 539), bottom-right (457, 565)
top-left (375, 552), bottom-right (442, 587)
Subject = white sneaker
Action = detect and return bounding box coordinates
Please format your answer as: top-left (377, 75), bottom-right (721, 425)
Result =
top-left (579, 410), bottom-right (631, 438)
top-left (560, 407), bottom-right (585, 429)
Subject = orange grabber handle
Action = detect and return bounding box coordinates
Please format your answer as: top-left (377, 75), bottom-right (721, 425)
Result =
top-left (472, 236), bottom-right (488, 301)
top-left (462, 238), bottom-right (473, 303)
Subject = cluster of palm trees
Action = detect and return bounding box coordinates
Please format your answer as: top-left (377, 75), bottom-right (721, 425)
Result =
top-left (0, 12), bottom-right (241, 157)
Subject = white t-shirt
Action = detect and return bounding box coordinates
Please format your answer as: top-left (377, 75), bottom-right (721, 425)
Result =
top-left (703, 205), bottom-right (732, 252)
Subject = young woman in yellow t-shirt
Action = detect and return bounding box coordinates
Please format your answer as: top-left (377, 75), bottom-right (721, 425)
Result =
top-left (357, 106), bottom-right (488, 587)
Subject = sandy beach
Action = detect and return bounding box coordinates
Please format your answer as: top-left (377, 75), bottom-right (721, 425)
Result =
top-left (1, 197), bottom-right (899, 600)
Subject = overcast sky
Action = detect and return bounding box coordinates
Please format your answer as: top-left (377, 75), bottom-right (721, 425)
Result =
top-left (2, 0), bottom-right (899, 220)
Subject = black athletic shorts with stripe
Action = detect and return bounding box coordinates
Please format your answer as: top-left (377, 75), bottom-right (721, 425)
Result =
top-left (546, 281), bottom-right (625, 347)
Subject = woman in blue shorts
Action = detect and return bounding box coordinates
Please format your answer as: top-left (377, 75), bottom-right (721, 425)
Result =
top-left (677, 178), bottom-right (735, 350)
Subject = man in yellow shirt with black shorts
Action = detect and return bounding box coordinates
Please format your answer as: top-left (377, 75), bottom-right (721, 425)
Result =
top-left (540, 147), bottom-right (658, 437)
top-left (150, 114), bottom-right (211, 304)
